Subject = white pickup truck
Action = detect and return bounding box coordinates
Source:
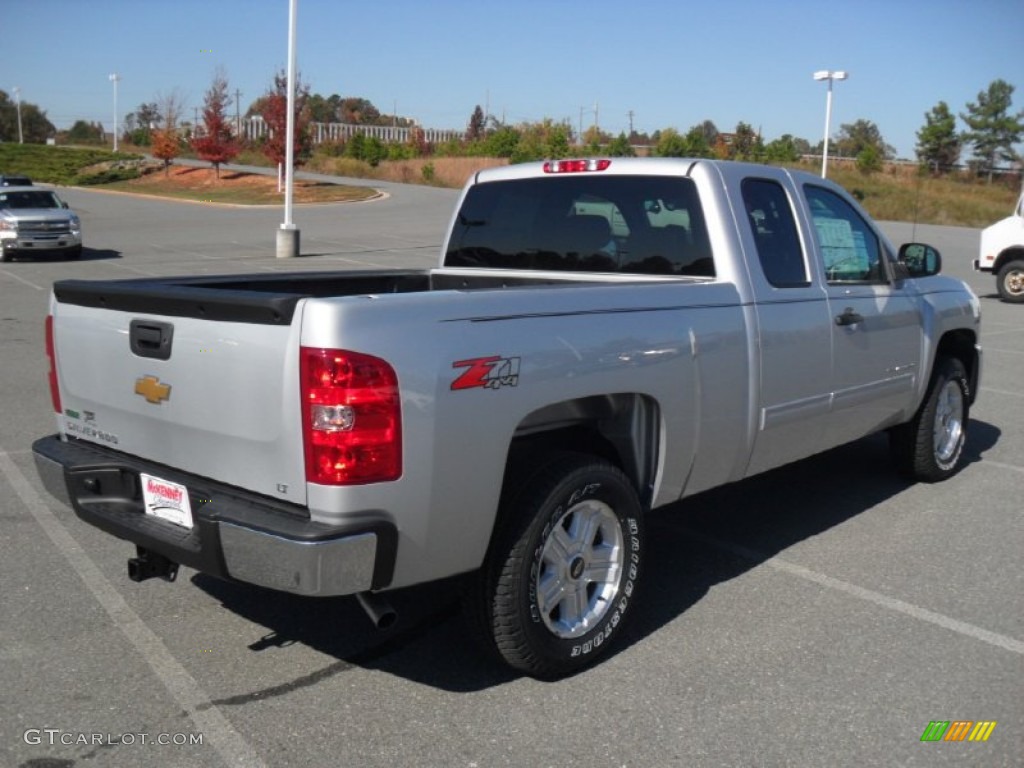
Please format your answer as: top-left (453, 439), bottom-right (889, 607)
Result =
top-left (33, 158), bottom-right (981, 677)
top-left (976, 192), bottom-right (1024, 302)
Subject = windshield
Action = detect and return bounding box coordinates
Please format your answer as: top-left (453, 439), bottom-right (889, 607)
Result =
top-left (0, 191), bottom-right (63, 210)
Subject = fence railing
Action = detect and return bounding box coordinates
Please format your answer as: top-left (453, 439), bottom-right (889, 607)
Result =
top-left (236, 118), bottom-right (462, 145)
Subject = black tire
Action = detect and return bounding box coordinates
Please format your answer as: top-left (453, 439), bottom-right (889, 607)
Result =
top-left (890, 357), bottom-right (969, 482)
top-left (67, 245), bottom-right (83, 260)
top-left (996, 259), bottom-right (1024, 303)
top-left (468, 452), bottom-right (644, 678)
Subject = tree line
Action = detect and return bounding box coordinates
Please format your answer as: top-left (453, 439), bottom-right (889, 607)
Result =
top-left (3, 74), bottom-right (1020, 182)
top-left (916, 79), bottom-right (1023, 180)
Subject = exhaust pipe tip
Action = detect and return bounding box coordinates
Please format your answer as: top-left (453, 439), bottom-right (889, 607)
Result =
top-left (356, 591), bottom-right (397, 631)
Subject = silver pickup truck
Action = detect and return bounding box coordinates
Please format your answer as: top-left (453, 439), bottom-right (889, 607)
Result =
top-left (0, 185), bottom-right (83, 261)
top-left (33, 158), bottom-right (981, 677)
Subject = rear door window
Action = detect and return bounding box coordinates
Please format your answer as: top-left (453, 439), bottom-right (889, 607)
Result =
top-left (741, 178), bottom-right (808, 287)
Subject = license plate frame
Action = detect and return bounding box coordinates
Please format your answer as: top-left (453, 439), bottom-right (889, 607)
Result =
top-left (140, 473), bottom-right (194, 529)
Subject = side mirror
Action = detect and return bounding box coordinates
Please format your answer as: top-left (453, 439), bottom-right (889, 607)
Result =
top-left (898, 243), bottom-right (941, 277)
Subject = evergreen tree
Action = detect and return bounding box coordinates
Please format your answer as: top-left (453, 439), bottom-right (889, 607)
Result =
top-left (466, 105), bottom-right (486, 141)
top-left (960, 79), bottom-right (1024, 181)
top-left (915, 101), bottom-right (961, 172)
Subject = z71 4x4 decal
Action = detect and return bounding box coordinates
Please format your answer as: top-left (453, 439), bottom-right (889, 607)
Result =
top-left (451, 356), bottom-right (521, 391)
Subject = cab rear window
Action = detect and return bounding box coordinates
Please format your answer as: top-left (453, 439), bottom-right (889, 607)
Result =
top-left (445, 175), bottom-right (714, 277)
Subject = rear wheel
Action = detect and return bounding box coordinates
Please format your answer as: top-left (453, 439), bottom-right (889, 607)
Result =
top-left (890, 357), bottom-right (969, 482)
top-left (996, 259), bottom-right (1024, 303)
top-left (468, 452), bottom-right (644, 678)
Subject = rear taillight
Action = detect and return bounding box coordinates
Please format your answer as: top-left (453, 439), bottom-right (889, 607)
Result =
top-left (300, 347), bottom-right (402, 485)
top-left (45, 315), bottom-right (62, 414)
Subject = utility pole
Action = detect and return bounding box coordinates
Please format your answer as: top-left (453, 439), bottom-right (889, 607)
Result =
top-left (627, 110), bottom-right (634, 138)
top-left (234, 88), bottom-right (242, 137)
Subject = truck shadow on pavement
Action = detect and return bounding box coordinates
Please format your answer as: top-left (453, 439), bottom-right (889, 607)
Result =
top-left (4, 247), bottom-right (120, 263)
top-left (192, 418), bottom-right (1000, 694)
top-left (77, 247), bottom-right (121, 261)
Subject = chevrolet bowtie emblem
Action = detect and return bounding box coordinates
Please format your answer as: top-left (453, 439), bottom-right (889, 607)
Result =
top-left (135, 375), bottom-right (171, 404)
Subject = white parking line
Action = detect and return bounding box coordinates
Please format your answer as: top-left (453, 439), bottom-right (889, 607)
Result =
top-left (683, 529), bottom-right (1024, 656)
top-left (0, 449), bottom-right (267, 768)
top-left (98, 261), bottom-right (161, 276)
top-left (0, 268), bottom-right (45, 291)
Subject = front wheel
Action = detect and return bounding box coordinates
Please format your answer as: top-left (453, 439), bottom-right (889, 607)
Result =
top-left (469, 453), bottom-right (644, 678)
top-left (890, 357), bottom-right (969, 482)
top-left (996, 259), bottom-right (1024, 303)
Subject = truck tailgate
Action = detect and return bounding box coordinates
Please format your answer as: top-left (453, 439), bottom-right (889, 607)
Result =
top-left (50, 299), bottom-right (307, 506)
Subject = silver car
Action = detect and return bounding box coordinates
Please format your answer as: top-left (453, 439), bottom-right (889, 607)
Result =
top-left (0, 186), bottom-right (82, 261)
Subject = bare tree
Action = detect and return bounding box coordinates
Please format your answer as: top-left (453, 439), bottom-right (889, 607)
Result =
top-left (157, 88), bottom-right (186, 131)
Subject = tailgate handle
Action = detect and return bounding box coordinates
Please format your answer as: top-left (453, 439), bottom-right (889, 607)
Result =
top-left (130, 319), bottom-right (174, 360)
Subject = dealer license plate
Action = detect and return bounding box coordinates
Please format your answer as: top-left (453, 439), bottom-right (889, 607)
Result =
top-left (140, 473), bottom-right (194, 529)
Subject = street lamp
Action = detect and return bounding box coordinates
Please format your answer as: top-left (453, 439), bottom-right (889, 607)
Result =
top-left (12, 87), bottom-right (23, 144)
top-left (109, 73), bottom-right (121, 152)
top-left (813, 69), bottom-right (847, 178)
top-left (276, 0), bottom-right (300, 258)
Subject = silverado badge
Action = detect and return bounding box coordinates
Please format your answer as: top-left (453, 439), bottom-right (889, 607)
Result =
top-left (135, 375), bottom-right (172, 404)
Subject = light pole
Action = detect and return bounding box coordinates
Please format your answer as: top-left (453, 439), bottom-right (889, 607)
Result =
top-left (813, 70), bottom-right (847, 178)
top-left (276, 0), bottom-right (300, 258)
top-left (12, 87), bottom-right (23, 144)
top-left (109, 73), bottom-right (121, 152)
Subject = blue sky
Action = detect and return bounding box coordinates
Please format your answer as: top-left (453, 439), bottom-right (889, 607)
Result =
top-left (4, 0), bottom-right (1022, 159)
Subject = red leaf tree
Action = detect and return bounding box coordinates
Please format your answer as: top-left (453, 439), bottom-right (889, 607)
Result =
top-left (259, 70), bottom-right (311, 169)
top-left (192, 70), bottom-right (238, 178)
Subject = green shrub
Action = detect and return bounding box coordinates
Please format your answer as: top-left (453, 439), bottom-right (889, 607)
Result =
top-left (0, 144), bottom-right (140, 184)
top-left (72, 167), bottom-right (141, 185)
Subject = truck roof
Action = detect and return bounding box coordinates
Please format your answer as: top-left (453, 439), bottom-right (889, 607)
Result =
top-left (470, 157), bottom-right (827, 187)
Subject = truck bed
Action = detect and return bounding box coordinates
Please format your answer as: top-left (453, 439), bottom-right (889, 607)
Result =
top-left (52, 269), bottom-right (628, 324)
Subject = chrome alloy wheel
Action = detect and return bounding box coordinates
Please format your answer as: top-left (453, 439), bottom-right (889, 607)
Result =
top-left (933, 378), bottom-right (965, 464)
top-left (1005, 267), bottom-right (1024, 296)
top-left (535, 499), bottom-right (624, 639)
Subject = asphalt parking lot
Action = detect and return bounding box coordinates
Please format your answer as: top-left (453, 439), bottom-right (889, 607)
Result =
top-left (0, 179), bottom-right (1020, 767)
